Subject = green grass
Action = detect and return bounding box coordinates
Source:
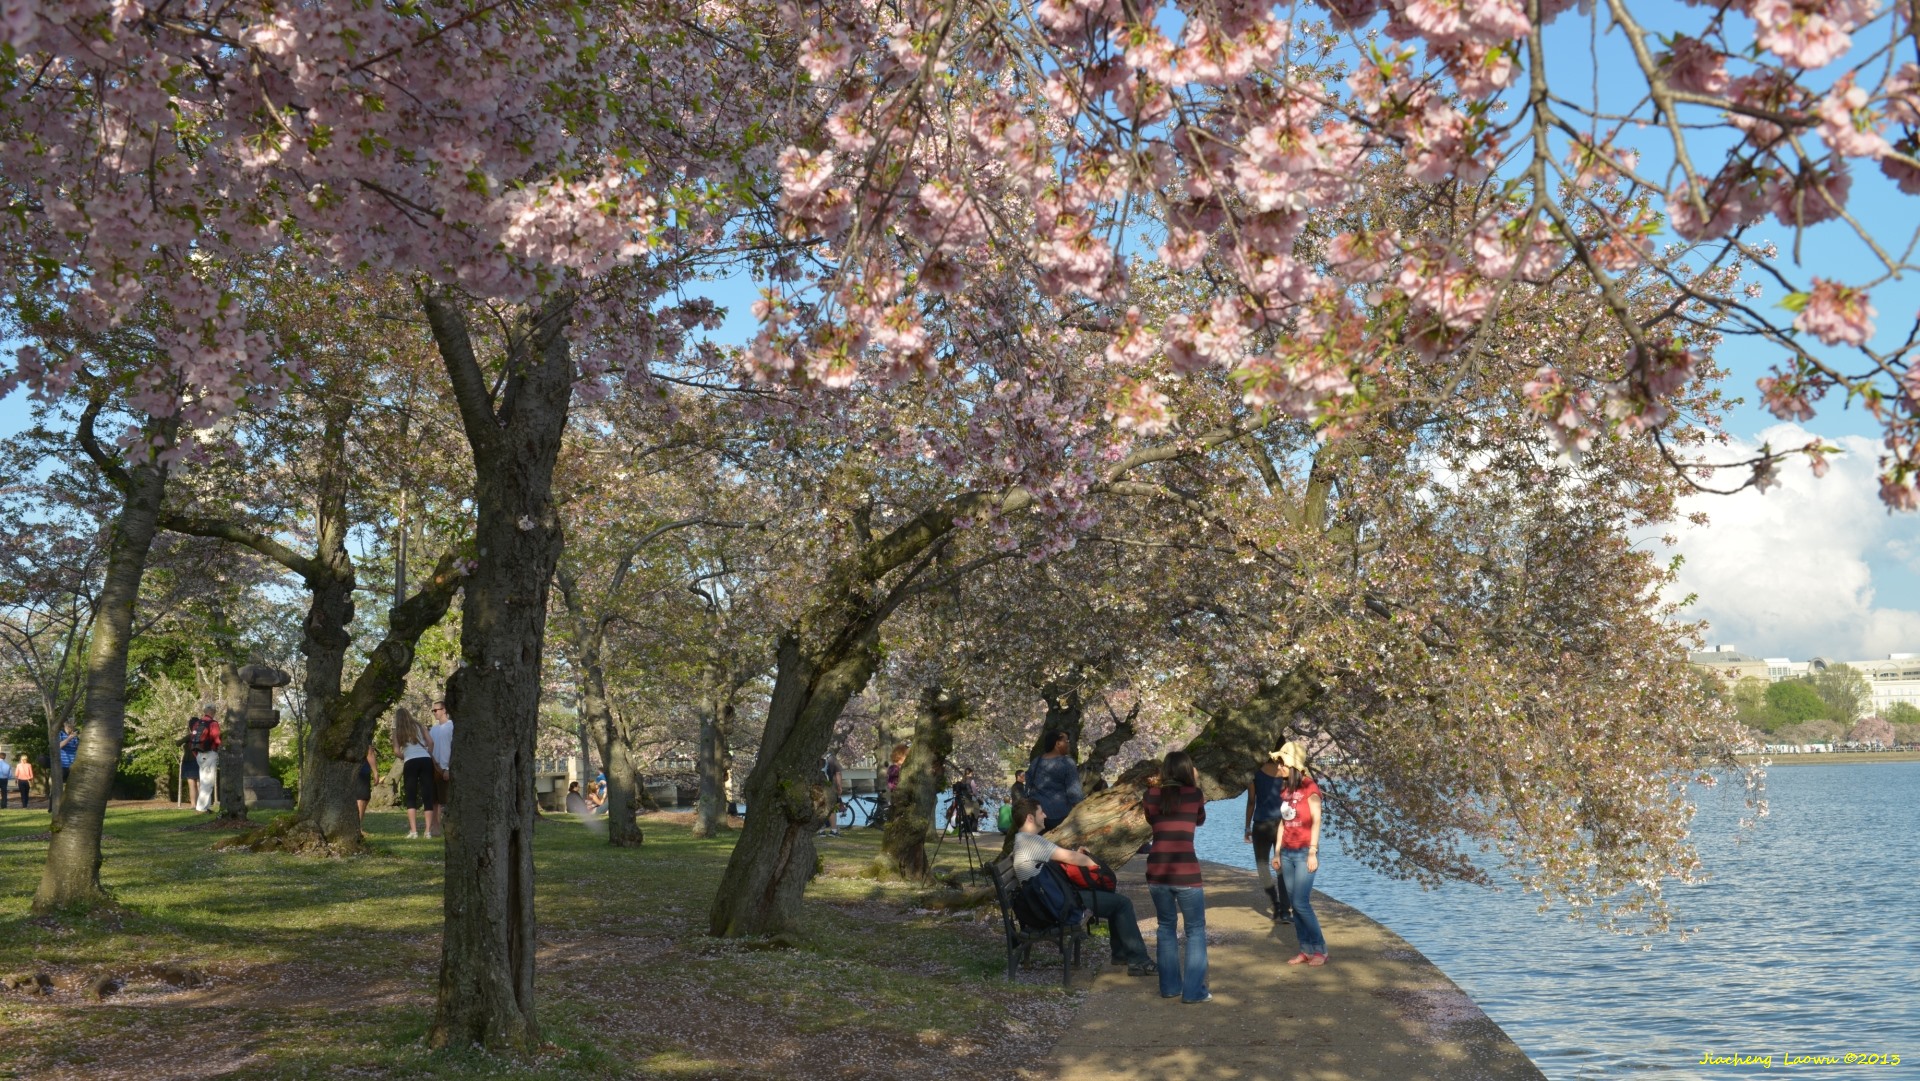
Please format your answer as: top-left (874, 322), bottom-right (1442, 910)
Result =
top-left (0, 809), bottom-right (1073, 1080)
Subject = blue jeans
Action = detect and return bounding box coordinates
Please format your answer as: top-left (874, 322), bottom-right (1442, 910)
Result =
top-left (1148, 884), bottom-right (1208, 1002)
top-left (1279, 846), bottom-right (1326, 955)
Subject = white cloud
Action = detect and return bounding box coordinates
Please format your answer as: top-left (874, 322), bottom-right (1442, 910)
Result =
top-left (1665, 425), bottom-right (1920, 661)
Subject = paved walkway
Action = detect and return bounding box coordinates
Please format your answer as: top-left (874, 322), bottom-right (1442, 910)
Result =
top-left (1046, 860), bottom-right (1545, 1081)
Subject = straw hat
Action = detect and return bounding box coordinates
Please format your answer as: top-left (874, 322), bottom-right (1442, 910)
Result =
top-left (1267, 742), bottom-right (1308, 770)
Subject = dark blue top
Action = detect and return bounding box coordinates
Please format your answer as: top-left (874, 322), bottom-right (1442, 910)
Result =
top-left (1251, 769), bottom-right (1284, 823)
top-left (58, 732), bottom-right (79, 768)
top-left (1025, 754), bottom-right (1083, 826)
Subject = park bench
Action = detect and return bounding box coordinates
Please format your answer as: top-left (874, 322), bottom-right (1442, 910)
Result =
top-left (986, 858), bottom-right (1091, 987)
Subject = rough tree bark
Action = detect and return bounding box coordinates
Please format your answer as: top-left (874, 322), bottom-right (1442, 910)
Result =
top-left (693, 668), bottom-right (739, 838)
top-left (215, 662), bottom-right (249, 820)
top-left (1079, 700), bottom-right (1139, 795)
top-left (1044, 675), bottom-right (1322, 870)
top-left (880, 684), bottom-right (960, 880)
top-left (32, 399), bottom-right (173, 913)
top-left (423, 289), bottom-right (575, 1052)
top-left (164, 409), bottom-right (463, 853)
top-left (1030, 678), bottom-right (1086, 761)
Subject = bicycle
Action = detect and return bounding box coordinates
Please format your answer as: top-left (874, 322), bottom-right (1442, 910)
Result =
top-left (835, 791), bottom-right (890, 829)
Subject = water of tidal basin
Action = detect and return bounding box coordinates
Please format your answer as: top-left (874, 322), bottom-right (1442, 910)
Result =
top-left (1190, 760), bottom-right (1920, 1080)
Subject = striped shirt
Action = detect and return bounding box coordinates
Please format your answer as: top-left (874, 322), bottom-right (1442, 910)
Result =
top-left (1144, 785), bottom-right (1207, 886)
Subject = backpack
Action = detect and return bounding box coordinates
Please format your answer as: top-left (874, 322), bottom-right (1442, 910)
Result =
top-left (1011, 863), bottom-right (1085, 931)
top-left (1058, 858), bottom-right (1117, 892)
top-left (186, 717), bottom-right (215, 754)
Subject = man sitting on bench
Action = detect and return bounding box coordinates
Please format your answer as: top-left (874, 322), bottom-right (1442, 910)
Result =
top-left (1007, 798), bottom-right (1156, 977)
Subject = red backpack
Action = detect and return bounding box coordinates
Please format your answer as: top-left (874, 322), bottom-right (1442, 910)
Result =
top-left (1058, 858), bottom-right (1117, 892)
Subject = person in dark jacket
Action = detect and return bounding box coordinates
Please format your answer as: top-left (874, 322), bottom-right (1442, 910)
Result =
top-left (1024, 731), bottom-right (1082, 832)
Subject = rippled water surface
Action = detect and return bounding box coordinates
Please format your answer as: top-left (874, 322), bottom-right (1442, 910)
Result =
top-left (1190, 761), bottom-right (1920, 1079)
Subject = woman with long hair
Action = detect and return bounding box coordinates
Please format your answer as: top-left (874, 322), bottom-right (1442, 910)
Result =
top-left (1268, 741), bottom-right (1328, 965)
top-left (391, 707), bottom-right (436, 839)
top-left (1145, 749), bottom-right (1210, 1003)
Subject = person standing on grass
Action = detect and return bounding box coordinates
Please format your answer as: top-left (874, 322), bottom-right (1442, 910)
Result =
top-left (0, 754), bottom-right (12, 809)
top-left (186, 704), bottom-right (221, 813)
top-left (427, 700), bottom-right (453, 838)
top-left (13, 754), bottom-right (34, 808)
top-left (180, 739), bottom-right (200, 808)
top-left (1146, 750), bottom-right (1211, 1003)
top-left (1244, 751), bottom-right (1292, 924)
top-left (817, 750), bottom-right (844, 837)
top-left (393, 708), bottom-right (436, 839)
top-left (1269, 741), bottom-right (1328, 966)
top-left (354, 744), bottom-right (377, 824)
top-left (56, 724), bottom-right (79, 784)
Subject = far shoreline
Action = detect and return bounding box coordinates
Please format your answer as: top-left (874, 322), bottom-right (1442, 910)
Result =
top-left (1735, 750), bottom-right (1920, 767)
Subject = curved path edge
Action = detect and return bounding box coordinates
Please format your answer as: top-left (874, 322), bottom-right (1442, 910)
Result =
top-left (1039, 858), bottom-right (1546, 1081)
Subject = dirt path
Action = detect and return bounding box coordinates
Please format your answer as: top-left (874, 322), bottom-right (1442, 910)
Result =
top-left (1044, 860), bottom-right (1544, 1081)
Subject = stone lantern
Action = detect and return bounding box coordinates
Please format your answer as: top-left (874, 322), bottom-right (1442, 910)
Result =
top-left (236, 657), bottom-right (294, 810)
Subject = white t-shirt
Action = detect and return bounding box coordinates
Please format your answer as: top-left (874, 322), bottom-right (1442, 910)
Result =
top-left (1011, 830), bottom-right (1059, 884)
top-left (401, 741), bottom-right (432, 763)
top-left (428, 721), bottom-right (454, 773)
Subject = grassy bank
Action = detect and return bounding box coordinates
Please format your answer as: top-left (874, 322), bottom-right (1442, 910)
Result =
top-left (1735, 750), bottom-right (1920, 767)
top-left (0, 808), bottom-right (1075, 1080)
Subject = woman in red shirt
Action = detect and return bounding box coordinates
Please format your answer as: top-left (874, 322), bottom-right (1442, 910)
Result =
top-left (1145, 749), bottom-right (1210, 1003)
top-left (1268, 741), bottom-right (1327, 964)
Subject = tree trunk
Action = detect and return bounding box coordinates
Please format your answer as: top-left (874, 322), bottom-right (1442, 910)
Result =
top-left (1031, 681), bottom-right (1085, 761)
top-left (693, 672), bottom-right (738, 838)
top-left (707, 633), bottom-right (880, 937)
top-left (216, 663), bottom-right (249, 820)
top-left (1044, 675), bottom-right (1321, 870)
top-left (585, 656), bottom-right (642, 847)
top-left (425, 290), bottom-right (574, 1052)
top-left (881, 684), bottom-right (960, 880)
top-left (1079, 703), bottom-right (1138, 794)
top-left (33, 446), bottom-right (169, 912)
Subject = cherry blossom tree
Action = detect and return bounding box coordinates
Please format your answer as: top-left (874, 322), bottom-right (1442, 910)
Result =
top-left (158, 272), bottom-right (470, 853)
top-left (758, 0), bottom-right (1920, 506)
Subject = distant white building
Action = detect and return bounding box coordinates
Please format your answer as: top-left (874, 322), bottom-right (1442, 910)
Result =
top-left (1686, 647), bottom-right (1920, 716)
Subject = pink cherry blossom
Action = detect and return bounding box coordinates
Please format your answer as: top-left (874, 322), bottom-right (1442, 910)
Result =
top-left (1792, 278), bottom-right (1875, 346)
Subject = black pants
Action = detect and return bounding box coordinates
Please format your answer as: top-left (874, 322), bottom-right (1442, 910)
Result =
top-left (402, 757), bottom-right (437, 811)
top-left (1251, 819), bottom-right (1291, 919)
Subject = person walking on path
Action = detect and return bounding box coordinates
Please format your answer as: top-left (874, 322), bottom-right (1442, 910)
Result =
top-left (1244, 752), bottom-right (1292, 924)
top-left (186, 704), bottom-right (222, 813)
top-left (1269, 741), bottom-right (1328, 966)
top-left (1146, 750), bottom-right (1211, 1003)
top-left (1025, 731), bottom-right (1083, 833)
top-left (12, 754), bottom-right (33, 808)
top-left (393, 708), bottom-right (437, 838)
top-left (56, 724), bottom-right (79, 784)
top-left (427, 700), bottom-right (453, 837)
top-left (1008, 797), bottom-right (1156, 976)
top-left (0, 754), bottom-right (12, 809)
